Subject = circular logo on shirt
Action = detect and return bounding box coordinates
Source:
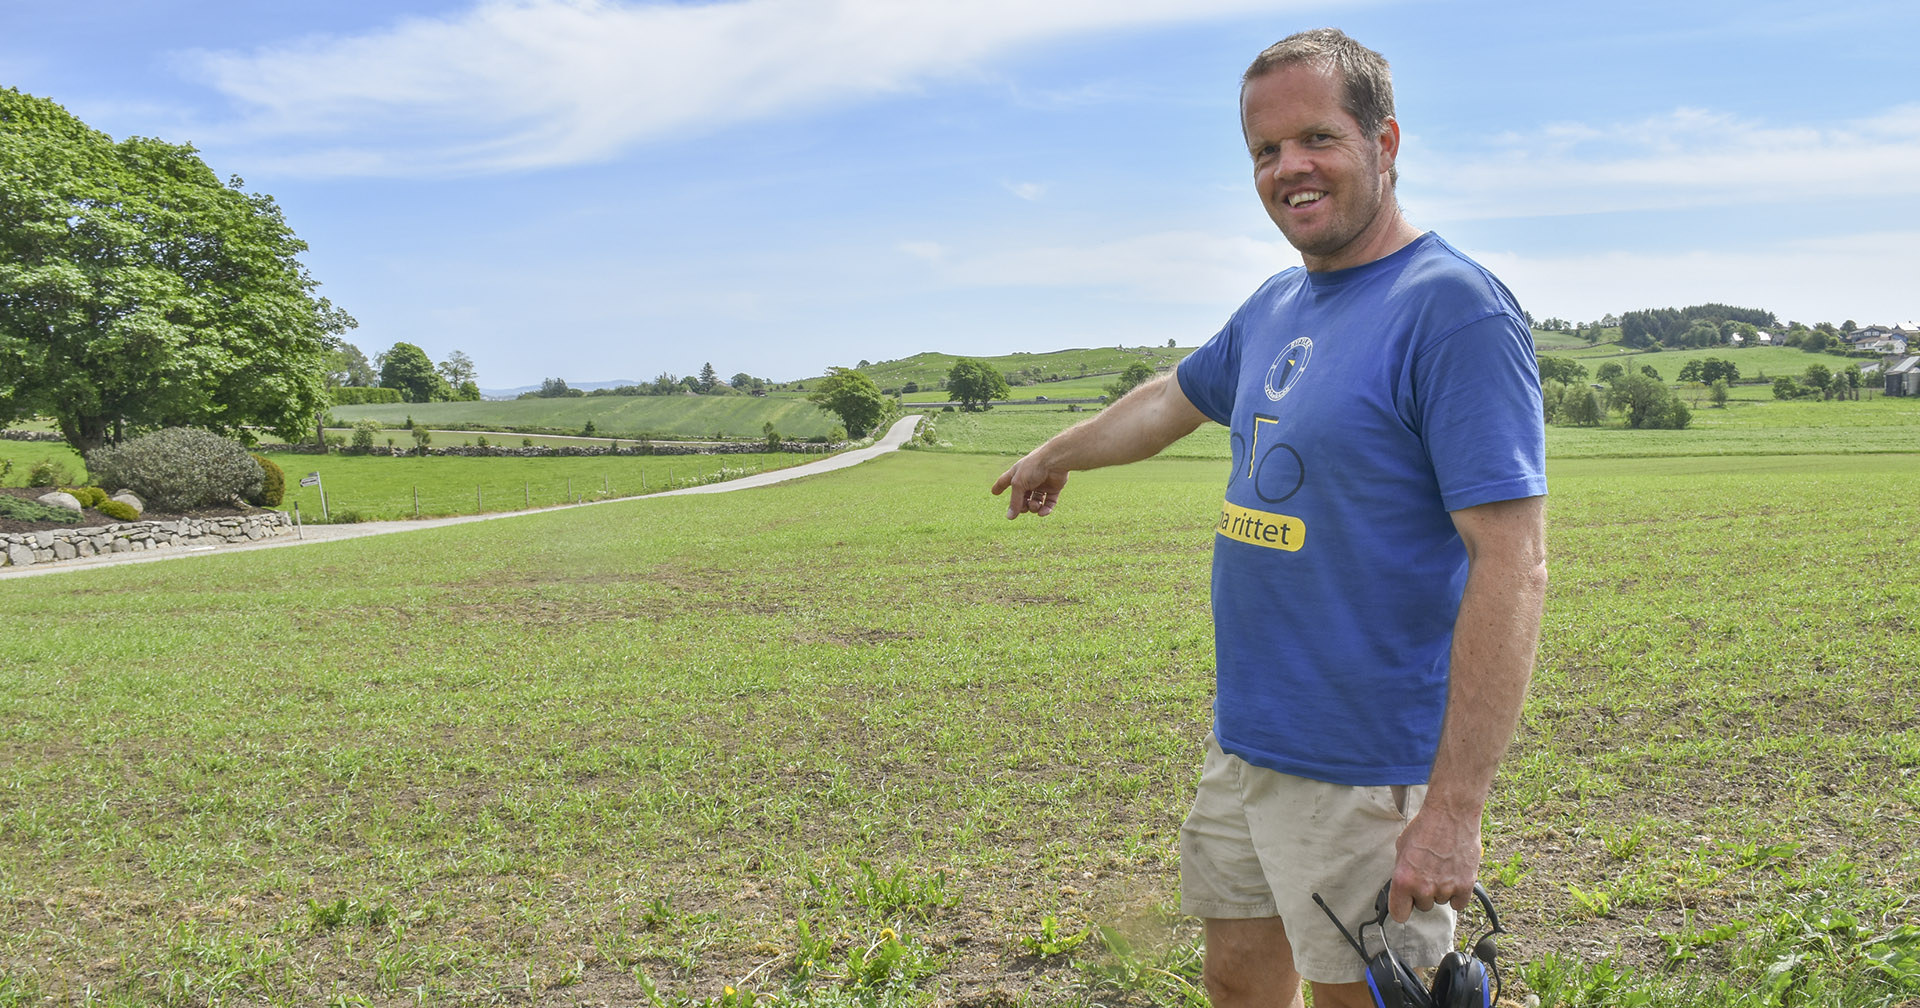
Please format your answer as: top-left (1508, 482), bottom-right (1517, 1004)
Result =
top-left (1264, 337), bottom-right (1313, 402)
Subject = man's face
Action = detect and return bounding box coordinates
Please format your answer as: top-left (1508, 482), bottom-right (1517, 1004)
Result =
top-left (1241, 63), bottom-right (1400, 272)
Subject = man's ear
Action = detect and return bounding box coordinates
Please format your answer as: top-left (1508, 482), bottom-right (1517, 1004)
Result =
top-left (1376, 116), bottom-right (1401, 179)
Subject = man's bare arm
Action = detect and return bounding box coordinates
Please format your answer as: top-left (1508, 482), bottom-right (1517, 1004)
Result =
top-left (1389, 494), bottom-right (1547, 921)
top-left (990, 373), bottom-right (1210, 519)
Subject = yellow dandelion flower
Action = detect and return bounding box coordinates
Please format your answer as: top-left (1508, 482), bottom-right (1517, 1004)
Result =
top-left (879, 928), bottom-right (897, 942)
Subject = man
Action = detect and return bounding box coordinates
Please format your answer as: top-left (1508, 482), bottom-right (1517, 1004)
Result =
top-left (991, 28), bottom-right (1547, 1008)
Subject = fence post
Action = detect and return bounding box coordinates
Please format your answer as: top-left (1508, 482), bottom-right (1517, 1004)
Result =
top-left (524, 482), bottom-right (529, 508)
top-left (567, 476), bottom-right (573, 503)
top-left (477, 485), bottom-right (483, 513)
top-left (413, 486), bottom-right (419, 518)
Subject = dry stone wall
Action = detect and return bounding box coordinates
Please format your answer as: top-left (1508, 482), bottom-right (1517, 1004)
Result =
top-left (2, 512), bottom-right (292, 569)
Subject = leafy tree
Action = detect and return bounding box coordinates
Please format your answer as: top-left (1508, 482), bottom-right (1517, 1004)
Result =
top-left (808, 366), bottom-right (885, 438)
top-left (1595, 362), bottom-right (1625, 383)
top-left (327, 342), bottom-right (376, 387)
top-left (651, 373), bottom-right (679, 395)
top-left (1802, 330), bottom-right (1832, 353)
top-left (1608, 373), bottom-right (1691, 429)
top-left (1709, 379), bottom-right (1730, 408)
top-left (1536, 356), bottom-right (1589, 386)
top-left (1802, 364), bottom-right (1832, 396)
top-left (1563, 387), bottom-right (1603, 426)
top-left (453, 381), bottom-right (480, 401)
top-left (437, 350), bottom-right (476, 389)
top-left (538, 377), bottom-right (573, 398)
top-left (946, 358), bottom-right (1012, 412)
top-left (1680, 358), bottom-right (1740, 385)
top-left (698, 362), bottom-right (719, 394)
top-left (0, 88), bottom-right (353, 454)
top-left (1106, 361), bottom-right (1158, 401)
top-left (380, 342), bottom-right (450, 402)
top-left (1640, 364), bottom-right (1662, 381)
top-left (1773, 377), bottom-right (1803, 400)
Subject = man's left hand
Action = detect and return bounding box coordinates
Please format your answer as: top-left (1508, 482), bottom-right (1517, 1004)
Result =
top-left (1387, 803), bottom-right (1481, 922)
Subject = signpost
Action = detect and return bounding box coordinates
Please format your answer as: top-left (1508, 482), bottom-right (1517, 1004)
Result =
top-left (300, 471), bottom-right (328, 522)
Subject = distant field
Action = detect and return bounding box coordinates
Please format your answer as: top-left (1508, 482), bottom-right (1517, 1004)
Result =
top-left (264, 449), bottom-right (805, 522)
top-left (854, 347), bottom-right (1191, 396)
top-left (329, 392), bottom-right (838, 441)
top-left (1537, 343), bottom-right (1873, 384)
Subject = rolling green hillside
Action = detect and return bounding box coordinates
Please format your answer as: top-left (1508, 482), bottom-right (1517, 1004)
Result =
top-left (848, 346), bottom-right (1192, 397)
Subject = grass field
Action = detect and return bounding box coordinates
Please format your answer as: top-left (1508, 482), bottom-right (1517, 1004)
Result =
top-left (327, 393), bottom-right (839, 442)
top-left (3, 402), bottom-right (1919, 1006)
top-left (264, 450), bottom-right (809, 522)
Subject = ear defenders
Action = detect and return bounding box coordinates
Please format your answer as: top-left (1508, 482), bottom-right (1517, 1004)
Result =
top-left (1311, 881), bottom-right (1504, 1008)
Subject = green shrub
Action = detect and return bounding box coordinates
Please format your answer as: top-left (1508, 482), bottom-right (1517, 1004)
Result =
top-left (350, 420), bottom-right (382, 453)
top-left (59, 486), bottom-right (108, 508)
top-left (0, 496), bottom-right (81, 523)
top-left (95, 499), bottom-right (139, 522)
top-left (250, 454), bottom-right (285, 507)
top-left (86, 427), bottom-right (265, 512)
top-left (26, 458), bottom-right (72, 487)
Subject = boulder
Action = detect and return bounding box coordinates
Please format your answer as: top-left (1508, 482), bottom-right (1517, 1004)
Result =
top-left (36, 491), bottom-right (81, 512)
top-left (110, 491), bottom-right (144, 516)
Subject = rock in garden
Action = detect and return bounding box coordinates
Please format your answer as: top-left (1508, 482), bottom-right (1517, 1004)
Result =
top-left (110, 491), bottom-right (144, 515)
top-left (36, 491), bottom-right (81, 512)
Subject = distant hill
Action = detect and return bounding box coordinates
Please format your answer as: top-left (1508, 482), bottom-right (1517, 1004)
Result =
top-left (479, 379), bottom-right (642, 400)
top-left (825, 347), bottom-right (1192, 395)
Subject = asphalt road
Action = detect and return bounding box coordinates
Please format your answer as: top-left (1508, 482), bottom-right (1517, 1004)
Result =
top-left (0, 414), bottom-right (924, 580)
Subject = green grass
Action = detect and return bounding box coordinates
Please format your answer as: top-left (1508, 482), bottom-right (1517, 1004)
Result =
top-left (328, 392), bottom-right (840, 442)
top-left (264, 449), bottom-right (810, 522)
top-left (1538, 343), bottom-right (1875, 384)
top-left (2, 407), bottom-right (1918, 1007)
top-left (849, 347), bottom-right (1192, 397)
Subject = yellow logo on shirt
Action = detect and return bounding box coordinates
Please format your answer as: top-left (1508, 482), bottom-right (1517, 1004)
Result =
top-left (1217, 500), bottom-right (1306, 551)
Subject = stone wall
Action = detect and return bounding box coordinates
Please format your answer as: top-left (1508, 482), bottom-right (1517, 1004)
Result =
top-left (2, 511), bottom-right (293, 569)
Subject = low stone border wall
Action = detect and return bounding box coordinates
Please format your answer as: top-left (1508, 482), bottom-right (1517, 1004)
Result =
top-left (0, 430), bottom-right (65, 443)
top-left (2, 511), bottom-right (293, 569)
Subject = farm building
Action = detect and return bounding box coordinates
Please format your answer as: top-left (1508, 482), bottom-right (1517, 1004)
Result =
top-left (1886, 357), bottom-right (1920, 397)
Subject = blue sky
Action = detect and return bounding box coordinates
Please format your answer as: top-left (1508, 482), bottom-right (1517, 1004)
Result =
top-left (7, 0), bottom-right (1916, 389)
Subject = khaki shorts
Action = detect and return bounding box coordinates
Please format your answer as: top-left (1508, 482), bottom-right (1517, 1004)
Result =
top-left (1178, 734), bottom-right (1456, 984)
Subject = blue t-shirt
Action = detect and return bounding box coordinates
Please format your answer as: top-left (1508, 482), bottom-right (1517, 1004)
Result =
top-left (1175, 233), bottom-right (1546, 786)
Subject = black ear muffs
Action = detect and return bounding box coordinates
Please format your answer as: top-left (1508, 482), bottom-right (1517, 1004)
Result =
top-left (1313, 880), bottom-right (1505, 1008)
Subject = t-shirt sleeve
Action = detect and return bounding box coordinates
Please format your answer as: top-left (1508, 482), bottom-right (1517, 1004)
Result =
top-left (1414, 312), bottom-right (1548, 512)
top-left (1176, 320), bottom-right (1239, 427)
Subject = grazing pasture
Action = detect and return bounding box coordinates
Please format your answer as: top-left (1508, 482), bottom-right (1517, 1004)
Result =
top-left (1, 403), bottom-right (1917, 1007)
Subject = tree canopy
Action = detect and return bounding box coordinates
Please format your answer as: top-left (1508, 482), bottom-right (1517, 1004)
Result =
top-left (0, 88), bottom-right (353, 454)
top-left (1536, 356), bottom-right (1589, 386)
top-left (808, 367), bottom-right (885, 438)
top-left (379, 342), bottom-right (451, 403)
top-left (1105, 361), bottom-right (1158, 402)
top-left (946, 358), bottom-right (1011, 411)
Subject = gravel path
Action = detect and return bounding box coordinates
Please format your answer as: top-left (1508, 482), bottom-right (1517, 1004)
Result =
top-left (0, 414), bottom-right (924, 580)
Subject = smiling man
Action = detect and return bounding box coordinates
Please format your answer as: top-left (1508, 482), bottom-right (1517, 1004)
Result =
top-left (992, 28), bottom-right (1547, 1008)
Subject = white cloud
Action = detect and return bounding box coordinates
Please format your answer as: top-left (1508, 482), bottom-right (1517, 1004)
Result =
top-left (1466, 231), bottom-right (1920, 326)
top-left (183, 0), bottom-right (1316, 176)
top-left (1406, 104), bottom-right (1920, 221)
top-left (1003, 180), bottom-right (1048, 201)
